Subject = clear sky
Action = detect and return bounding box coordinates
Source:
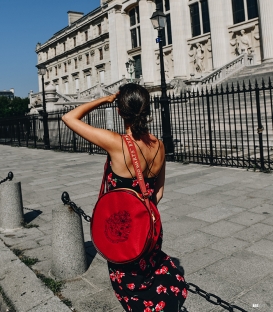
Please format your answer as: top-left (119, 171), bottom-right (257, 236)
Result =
top-left (0, 0), bottom-right (100, 98)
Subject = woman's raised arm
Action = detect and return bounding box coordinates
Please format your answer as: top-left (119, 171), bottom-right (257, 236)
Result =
top-left (62, 93), bottom-right (120, 152)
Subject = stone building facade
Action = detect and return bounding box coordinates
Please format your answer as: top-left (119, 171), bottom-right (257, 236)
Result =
top-left (30, 0), bottom-right (273, 112)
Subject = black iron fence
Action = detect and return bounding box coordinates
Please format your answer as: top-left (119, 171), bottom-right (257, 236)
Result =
top-left (1, 79), bottom-right (273, 170)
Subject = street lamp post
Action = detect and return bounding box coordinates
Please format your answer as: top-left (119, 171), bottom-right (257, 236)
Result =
top-left (150, 6), bottom-right (174, 158)
top-left (37, 64), bottom-right (50, 149)
top-left (125, 59), bottom-right (136, 82)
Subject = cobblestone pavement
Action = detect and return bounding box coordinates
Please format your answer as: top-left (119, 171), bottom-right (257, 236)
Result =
top-left (0, 145), bottom-right (272, 312)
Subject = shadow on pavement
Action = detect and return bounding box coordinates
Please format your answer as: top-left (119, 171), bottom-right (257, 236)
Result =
top-left (23, 209), bottom-right (42, 223)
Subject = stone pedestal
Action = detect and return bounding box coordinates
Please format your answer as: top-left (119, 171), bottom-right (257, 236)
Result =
top-left (0, 182), bottom-right (24, 230)
top-left (51, 204), bottom-right (87, 280)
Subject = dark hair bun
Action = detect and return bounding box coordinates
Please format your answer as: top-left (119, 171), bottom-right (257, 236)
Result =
top-left (117, 83), bottom-right (151, 139)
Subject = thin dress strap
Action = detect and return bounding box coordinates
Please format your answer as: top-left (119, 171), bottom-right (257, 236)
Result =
top-left (123, 137), bottom-right (161, 178)
top-left (121, 136), bottom-right (134, 178)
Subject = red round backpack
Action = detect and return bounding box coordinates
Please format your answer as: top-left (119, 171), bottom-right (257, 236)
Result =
top-left (91, 135), bottom-right (162, 264)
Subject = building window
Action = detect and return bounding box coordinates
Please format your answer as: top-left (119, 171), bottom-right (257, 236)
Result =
top-left (155, 0), bottom-right (172, 46)
top-left (47, 70), bottom-right (49, 79)
top-left (232, 0), bottom-right (258, 24)
top-left (129, 6), bottom-right (141, 49)
top-left (54, 47), bottom-right (56, 56)
top-left (74, 58), bottom-right (78, 69)
top-left (63, 42), bottom-right (66, 52)
top-left (64, 62), bottom-right (67, 72)
top-left (98, 24), bottom-right (102, 35)
top-left (133, 55), bottom-right (142, 79)
top-left (85, 30), bottom-right (88, 41)
top-left (87, 75), bottom-right (91, 89)
top-left (189, 0), bottom-right (210, 38)
top-left (73, 37), bottom-right (76, 47)
top-left (86, 54), bottom-right (90, 65)
top-left (55, 66), bottom-right (57, 76)
top-left (46, 51), bottom-right (48, 60)
top-left (99, 48), bottom-right (103, 60)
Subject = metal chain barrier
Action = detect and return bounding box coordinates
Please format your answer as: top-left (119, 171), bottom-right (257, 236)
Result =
top-left (61, 192), bottom-right (92, 223)
top-left (61, 192), bottom-right (248, 312)
top-left (0, 172), bottom-right (14, 184)
top-left (185, 282), bottom-right (248, 311)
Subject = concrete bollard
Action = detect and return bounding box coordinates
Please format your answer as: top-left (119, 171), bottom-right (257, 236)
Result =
top-left (0, 181), bottom-right (24, 230)
top-left (51, 204), bottom-right (88, 280)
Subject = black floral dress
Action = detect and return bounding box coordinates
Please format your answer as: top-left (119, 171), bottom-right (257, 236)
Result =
top-left (106, 168), bottom-right (188, 312)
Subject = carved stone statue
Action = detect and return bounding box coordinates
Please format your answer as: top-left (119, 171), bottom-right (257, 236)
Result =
top-left (194, 43), bottom-right (205, 73)
top-left (239, 30), bottom-right (251, 54)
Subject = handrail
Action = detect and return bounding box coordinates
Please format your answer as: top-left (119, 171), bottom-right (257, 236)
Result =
top-left (187, 52), bottom-right (255, 90)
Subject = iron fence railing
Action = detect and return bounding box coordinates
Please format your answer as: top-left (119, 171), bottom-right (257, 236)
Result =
top-left (1, 79), bottom-right (273, 170)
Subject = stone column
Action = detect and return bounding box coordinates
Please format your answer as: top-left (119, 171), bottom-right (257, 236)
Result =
top-left (139, 0), bottom-right (156, 85)
top-left (108, 9), bottom-right (119, 83)
top-left (170, 0), bottom-right (190, 78)
top-left (108, 8), bottom-right (128, 83)
top-left (208, 0), bottom-right (233, 68)
top-left (115, 10), bottom-right (129, 79)
top-left (258, 0), bottom-right (273, 61)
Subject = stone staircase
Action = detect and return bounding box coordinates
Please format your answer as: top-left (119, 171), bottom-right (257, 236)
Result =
top-left (219, 60), bottom-right (273, 88)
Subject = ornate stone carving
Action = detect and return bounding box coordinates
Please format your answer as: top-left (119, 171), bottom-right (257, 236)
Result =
top-left (90, 50), bottom-right (95, 56)
top-left (104, 44), bottom-right (109, 51)
top-left (189, 43), bottom-right (205, 74)
top-left (68, 59), bottom-right (71, 64)
top-left (58, 64), bottom-right (61, 68)
top-left (230, 29), bottom-right (252, 55)
top-left (78, 55), bottom-right (82, 60)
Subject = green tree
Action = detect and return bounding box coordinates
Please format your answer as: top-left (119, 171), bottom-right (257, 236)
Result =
top-left (0, 96), bottom-right (29, 118)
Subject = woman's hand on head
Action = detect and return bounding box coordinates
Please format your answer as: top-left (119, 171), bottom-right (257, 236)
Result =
top-left (107, 92), bottom-right (119, 104)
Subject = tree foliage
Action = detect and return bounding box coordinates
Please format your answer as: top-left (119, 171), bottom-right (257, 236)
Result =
top-left (0, 96), bottom-right (29, 118)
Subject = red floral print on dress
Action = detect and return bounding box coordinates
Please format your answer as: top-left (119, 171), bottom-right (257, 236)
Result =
top-left (127, 283), bottom-right (135, 290)
top-left (170, 286), bottom-right (180, 296)
top-left (132, 179), bottom-right (139, 187)
top-left (155, 266), bottom-right (169, 275)
top-left (182, 288), bottom-right (188, 299)
top-left (115, 292), bottom-right (122, 301)
top-left (139, 284), bottom-right (147, 290)
top-left (176, 274), bottom-right (185, 282)
top-left (144, 308), bottom-right (152, 312)
top-left (149, 255), bottom-right (156, 267)
top-left (107, 173), bottom-right (117, 187)
top-left (170, 260), bottom-right (177, 268)
top-left (110, 270), bottom-right (125, 284)
top-left (110, 272), bottom-right (116, 282)
top-left (155, 301), bottom-right (166, 311)
top-left (156, 285), bottom-right (168, 294)
top-left (144, 300), bottom-right (154, 307)
top-left (131, 296), bottom-right (139, 301)
top-left (145, 183), bottom-right (154, 197)
top-left (139, 258), bottom-right (147, 271)
top-left (123, 296), bottom-right (129, 302)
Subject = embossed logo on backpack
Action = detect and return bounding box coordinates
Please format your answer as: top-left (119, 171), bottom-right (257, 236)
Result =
top-left (105, 210), bottom-right (132, 243)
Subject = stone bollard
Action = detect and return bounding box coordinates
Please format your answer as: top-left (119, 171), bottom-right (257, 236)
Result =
top-left (0, 181), bottom-right (24, 230)
top-left (51, 203), bottom-right (88, 280)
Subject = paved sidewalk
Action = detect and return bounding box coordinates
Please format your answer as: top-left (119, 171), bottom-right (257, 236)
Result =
top-left (0, 145), bottom-right (272, 312)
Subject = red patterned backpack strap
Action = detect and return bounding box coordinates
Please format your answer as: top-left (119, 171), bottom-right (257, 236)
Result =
top-left (122, 135), bottom-right (150, 209)
top-left (98, 154), bottom-right (110, 198)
